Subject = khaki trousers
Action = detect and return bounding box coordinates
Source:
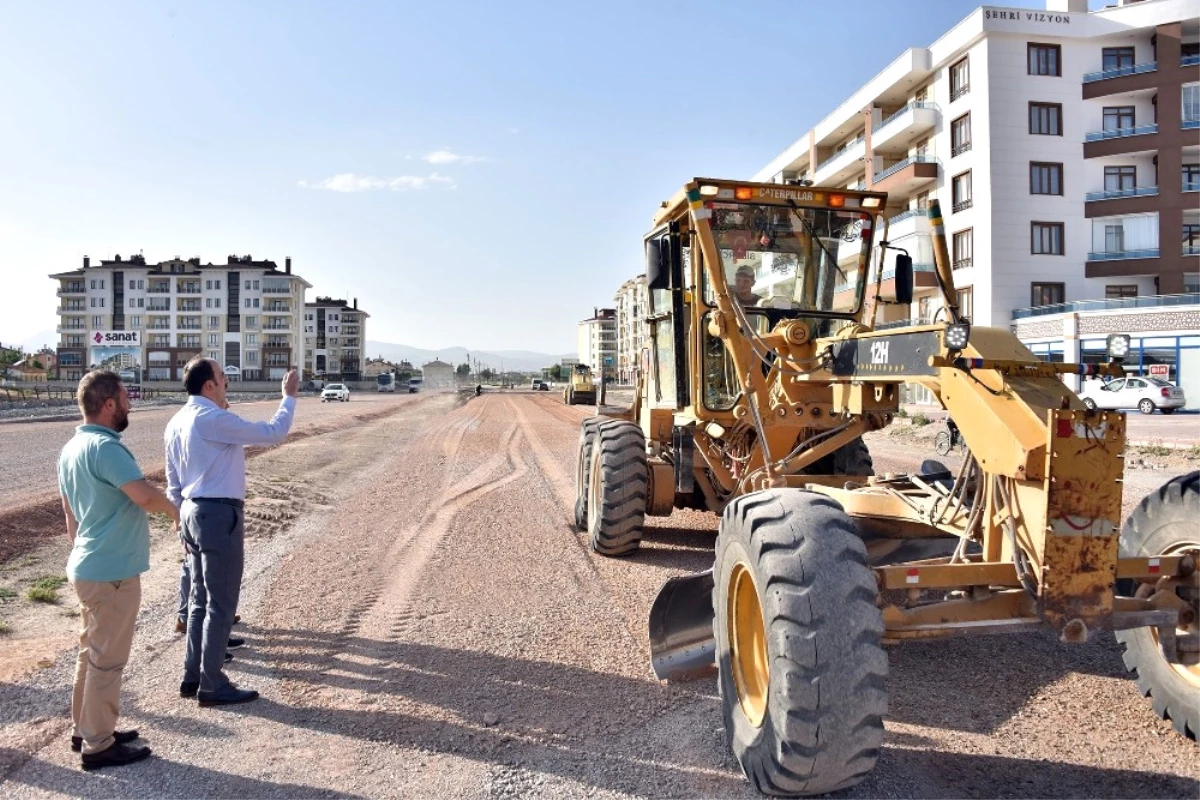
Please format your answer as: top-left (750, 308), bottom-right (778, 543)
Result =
top-left (70, 576), bottom-right (141, 755)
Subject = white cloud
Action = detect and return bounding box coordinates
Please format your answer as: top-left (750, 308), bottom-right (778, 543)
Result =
top-left (301, 172), bottom-right (456, 192)
top-left (422, 148), bottom-right (483, 166)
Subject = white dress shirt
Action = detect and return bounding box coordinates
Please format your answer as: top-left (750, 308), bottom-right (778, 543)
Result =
top-left (165, 395), bottom-right (296, 507)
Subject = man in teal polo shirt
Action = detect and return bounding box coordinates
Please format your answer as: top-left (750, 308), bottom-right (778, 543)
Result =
top-left (58, 370), bottom-right (179, 771)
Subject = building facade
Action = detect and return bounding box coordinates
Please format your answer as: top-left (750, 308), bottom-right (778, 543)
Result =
top-left (613, 275), bottom-right (649, 385)
top-left (577, 307), bottom-right (617, 380)
top-left (303, 297), bottom-right (369, 381)
top-left (50, 254), bottom-right (310, 383)
top-left (752, 0), bottom-right (1198, 400)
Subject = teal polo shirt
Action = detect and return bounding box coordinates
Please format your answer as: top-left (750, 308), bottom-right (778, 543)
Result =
top-left (58, 424), bottom-right (150, 582)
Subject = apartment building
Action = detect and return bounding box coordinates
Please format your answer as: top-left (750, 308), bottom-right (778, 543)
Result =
top-left (753, 0), bottom-right (1198, 401)
top-left (613, 275), bottom-right (649, 384)
top-left (577, 307), bottom-right (617, 380)
top-left (303, 297), bottom-right (369, 381)
top-left (50, 254), bottom-right (310, 382)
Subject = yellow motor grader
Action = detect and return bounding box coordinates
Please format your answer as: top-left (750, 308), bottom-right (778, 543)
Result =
top-left (572, 178), bottom-right (1198, 796)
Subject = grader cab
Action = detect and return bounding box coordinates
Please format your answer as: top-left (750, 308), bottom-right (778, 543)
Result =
top-left (572, 178), bottom-right (1199, 796)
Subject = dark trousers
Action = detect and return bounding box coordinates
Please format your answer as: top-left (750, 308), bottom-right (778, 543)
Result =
top-left (177, 560), bottom-right (190, 625)
top-left (181, 498), bottom-right (245, 693)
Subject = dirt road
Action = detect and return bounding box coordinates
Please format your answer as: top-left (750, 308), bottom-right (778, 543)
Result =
top-left (0, 392), bottom-right (1196, 798)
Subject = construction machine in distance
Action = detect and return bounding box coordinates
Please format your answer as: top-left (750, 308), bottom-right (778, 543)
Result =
top-left (572, 177), bottom-right (1199, 797)
top-left (563, 362), bottom-right (597, 405)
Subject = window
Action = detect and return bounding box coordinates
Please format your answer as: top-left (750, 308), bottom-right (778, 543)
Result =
top-left (952, 171), bottom-right (972, 212)
top-left (137, 280), bottom-right (144, 290)
top-left (90, 297), bottom-right (96, 308)
top-left (1184, 163), bottom-right (1200, 188)
top-left (1105, 224), bottom-right (1125, 253)
top-left (208, 316), bottom-right (221, 328)
top-left (246, 333), bottom-right (258, 345)
top-left (90, 279), bottom-right (96, 289)
top-left (1103, 106), bottom-right (1135, 131)
top-left (953, 229), bottom-right (973, 269)
top-left (1032, 222), bottom-right (1065, 255)
top-left (245, 351), bottom-right (259, 365)
top-left (1030, 162), bottom-right (1063, 195)
top-left (129, 298), bottom-right (136, 308)
top-left (917, 296), bottom-right (932, 324)
top-left (951, 114), bottom-right (971, 156)
top-left (245, 316), bottom-right (257, 328)
top-left (1104, 166), bottom-right (1137, 192)
top-left (206, 280), bottom-right (213, 290)
top-left (1028, 43), bottom-right (1061, 76)
top-left (950, 57), bottom-right (969, 101)
top-left (1031, 283), bottom-right (1064, 306)
top-left (245, 280), bottom-right (251, 290)
top-left (208, 334), bottom-right (221, 347)
top-left (1102, 47), bottom-right (1135, 71)
top-left (92, 315), bottom-right (103, 327)
top-left (206, 298), bottom-right (212, 308)
top-left (101, 280), bottom-right (105, 289)
top-left (1106, 285), bottom-right (1138, 298)
top-left (245, 299), bottom-right (252, 309)
top-left (130, 316), bottom-right (141, 327)
top-left (253, 280), bottom-right (260, 290)
top-left (956, 287), bottom-right (973, 322)
top-left (914, 137), bottom-right (929, 158)
top-left (1185, 83), bottom-right (1199, 124)
top-left (215, 279), bottom-right (221, 290)
top-left (1184, 224), bottom-right (1200, 254)
top-left (1029, 102), bottom-right (1062, 135)
top-left (253, 298), bottom-right (260, 308)
top-left (129, 279), bottom-right (136, 290)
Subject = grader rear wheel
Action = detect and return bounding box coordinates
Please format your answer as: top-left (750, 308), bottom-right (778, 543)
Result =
top-left (1115, 471), bottom-right (1200, 739)
top-left (714, 490), bottom-right (886, 796)
top-left (586, 421), bottom-right (647, 556)
top-left (573, 417), bottom-right (605, 531)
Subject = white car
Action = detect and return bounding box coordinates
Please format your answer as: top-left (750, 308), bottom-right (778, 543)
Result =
top-left (321, 383), bottom-right (350, 402)
top-left (1079, 376), bottom-right (1186, 415)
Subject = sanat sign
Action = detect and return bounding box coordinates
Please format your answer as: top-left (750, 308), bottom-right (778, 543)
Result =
top-left (91, 330), bottom-right (141, 347)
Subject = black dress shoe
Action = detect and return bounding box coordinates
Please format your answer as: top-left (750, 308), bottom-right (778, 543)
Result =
top-left (81, 740), bottom-right (152, 771)
top-left (233, 614), bottom-right (242, 625)
top-left (227, 637), bottom-right (245, 650)
top-left (197, 684), bottom-right (259, 707)
top-left (71, 729), bottom-right (139, 753)
top-left (180, 681), bottom-right (199, 698)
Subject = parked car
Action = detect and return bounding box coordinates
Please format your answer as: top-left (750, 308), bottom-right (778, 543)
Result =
top-left (535, 380), bottom-right (550, 391)
top-left (1078, 376), bottom-right (1186, 414)
top-left (321, 383), bottom-right (351, 402)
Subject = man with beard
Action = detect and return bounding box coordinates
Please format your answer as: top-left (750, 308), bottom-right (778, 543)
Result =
top-left (58, 370), bottom-right (180, 770)
top-left (166, 357), bottom-right (297, 707)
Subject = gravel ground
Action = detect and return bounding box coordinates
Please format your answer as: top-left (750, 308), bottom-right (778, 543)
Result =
top-left (0, 391), bottom-right (1196, 798)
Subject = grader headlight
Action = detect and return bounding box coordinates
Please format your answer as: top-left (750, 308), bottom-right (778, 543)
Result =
top-left (1107, 333), bottom-right (1131, 361)
top-left (945, 322), bottom-right (971, 351)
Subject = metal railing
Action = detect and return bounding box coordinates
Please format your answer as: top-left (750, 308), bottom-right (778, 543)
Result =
top-left (871, 101), bottom-right (938, 134)
top-left (1085, 123), bottom-right (1157, 142)
top-left (1085, 186), bottom-right (1159, 201)
top-left (1012, 292), bottom-right (1200, 319)
top-left (1086, 248), bottom-right (1160, 261)
top-left (1082, 61), bottom-right (1157, 83)
top-left (950, 84), bottom-right (969, 101)
top-left (815, 135), bottom-right (865, 173)
top-left (887, 209), bottom-right (922, 227)
top-left (952, 142), bottom-right (971, 157)
top-left (952, 198), bottom-right (973, 213)
top-left (873, 154), bottom-right (938, 184)
top-left (952, 257), bottom-right (973, 270)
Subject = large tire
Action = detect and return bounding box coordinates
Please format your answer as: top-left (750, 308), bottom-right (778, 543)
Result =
top-left (715, 490), bottom-right (886, 796)
top-left (586, 421), bottom-right (648, 556)
top-left (573, 417), bottom-right (605, 531)
top-left (1114, 471), bottom-right (1200, 740)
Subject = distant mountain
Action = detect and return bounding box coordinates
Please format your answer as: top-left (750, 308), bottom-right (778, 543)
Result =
top-left (19, 330), bottom-right (57, 353)
top-left (365, 342), bottom-right (572, 373)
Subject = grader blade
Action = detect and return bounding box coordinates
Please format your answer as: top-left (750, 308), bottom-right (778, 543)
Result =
top-left (648, 570), bottom-right (716, 679)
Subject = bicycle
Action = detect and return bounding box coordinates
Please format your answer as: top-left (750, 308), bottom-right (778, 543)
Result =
top-left (934, 421), bottom-right (966, 456)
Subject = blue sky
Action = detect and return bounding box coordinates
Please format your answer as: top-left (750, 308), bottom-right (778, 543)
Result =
top-left (0, 0), bottom-right (1081, 354)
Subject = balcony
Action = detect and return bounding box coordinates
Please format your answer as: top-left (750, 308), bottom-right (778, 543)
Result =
top-left (813, 136), bottom-right (866, 186)
top-left (1085, 124), bottom-right (1157, 143)
top-left (176, 283), bottom-right (202, 294)
top-left (57, 285), bottom-right (86, 295)
top-left (262, 284), bottom-right (292, 294)
top-left (264, 305), bottom-right (292, 314)
top-left (147, 302), bottom-right (171, 312)
top-left (1087, 248), bottom-right (1159, 262)
top-left (57, 323), bottom-right (87, 333)
top-left (1086, 186), bottom-right (1158, 202)
top-left (57, 305), bottom-right (86, 314)
top-left (1084, 61), bottom-right (1156, 84)
top-left (263, 322), bottom-right (292, 331)
top-left (885, 209), bottom-right (930, 239)
top-left (871, 102), bottom-right (938, 153)
top-left (147, 285), bottom-right (171, 294)
top-left (177, 302), bottom-right (202, 312)
top-left (870, 155), bottom-right (938, 194)
top-left (1012, 292), bottom-right (1199, 320)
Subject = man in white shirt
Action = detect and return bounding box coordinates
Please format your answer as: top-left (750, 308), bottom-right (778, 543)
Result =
top-left (165, 357), bottom-right (298, 706)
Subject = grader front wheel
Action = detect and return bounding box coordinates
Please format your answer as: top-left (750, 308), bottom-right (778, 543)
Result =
top-left (573, 417), bottom-right (605, 530)
top-left (714, 490), bottom-right (887, 796)
top-left (1115, 471), bottom-right (1200, 739)
top-left (586, 421), bottom-right (647, 556)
